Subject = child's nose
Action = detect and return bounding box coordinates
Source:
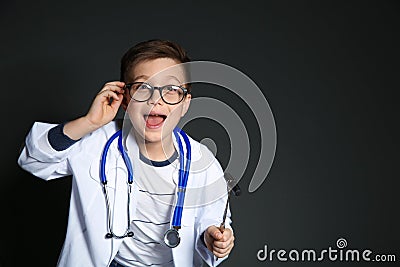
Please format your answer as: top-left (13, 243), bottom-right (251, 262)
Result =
top-left (148, 88), bottom-right (163, 105)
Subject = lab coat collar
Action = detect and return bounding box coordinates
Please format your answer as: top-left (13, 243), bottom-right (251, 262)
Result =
top-left (125, 130), bottom-right (185, 185)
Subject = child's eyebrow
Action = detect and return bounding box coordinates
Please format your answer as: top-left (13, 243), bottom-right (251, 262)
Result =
top-left (133, 75), bottom-right (182, 84)
top-left (133, 75), bottom-right (149, 81)
top-left (165, 75), bottom-right (182, 84)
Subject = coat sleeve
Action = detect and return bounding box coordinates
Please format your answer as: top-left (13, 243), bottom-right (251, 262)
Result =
top-left (17, 122), bottom-right (80, 180)
top-left (194, 158), bottom-right (233, 266)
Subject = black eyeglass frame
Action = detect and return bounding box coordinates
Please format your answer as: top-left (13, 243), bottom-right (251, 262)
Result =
top-left (125, 82), bottom-right (189, 105)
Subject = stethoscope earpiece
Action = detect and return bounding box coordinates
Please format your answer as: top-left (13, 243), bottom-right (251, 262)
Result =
top-left (105, 233), bottom-right (113, 239)
top-left (105, 231), bottom-right (134, 239)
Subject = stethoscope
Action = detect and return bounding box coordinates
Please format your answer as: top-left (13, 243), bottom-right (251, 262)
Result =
top-left (100, 127), bottom-right (191, 248)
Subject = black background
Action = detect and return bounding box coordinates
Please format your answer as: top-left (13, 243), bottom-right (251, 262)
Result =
top-left (1, 1), bottom-right (399, 266)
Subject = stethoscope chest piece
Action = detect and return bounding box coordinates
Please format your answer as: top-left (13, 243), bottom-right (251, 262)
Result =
top-left (164, 228), bottom-right (181, 248)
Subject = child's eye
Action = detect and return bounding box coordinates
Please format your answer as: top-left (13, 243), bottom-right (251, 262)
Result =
top-left (138, 84), bottom-right (151, 90)
top-left (164, 85), bottom-right (181, 94)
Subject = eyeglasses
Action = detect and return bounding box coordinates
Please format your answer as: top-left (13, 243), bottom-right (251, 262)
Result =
top-left (125, 82), bottom-right (188, 105)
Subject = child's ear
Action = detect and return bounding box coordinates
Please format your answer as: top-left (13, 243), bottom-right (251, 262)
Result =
top-left (180, 94), bottom-right (191, 117)
top-left (121, 92), bottom-right (130, 111)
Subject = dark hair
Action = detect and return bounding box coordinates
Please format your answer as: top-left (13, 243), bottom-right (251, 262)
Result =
top-left (120, 39), bottom-right (191, 91)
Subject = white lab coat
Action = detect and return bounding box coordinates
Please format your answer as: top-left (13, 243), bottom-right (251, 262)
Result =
top-left (18, 122), bottom-right (232, 267)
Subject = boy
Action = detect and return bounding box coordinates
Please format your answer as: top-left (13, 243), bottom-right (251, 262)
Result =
top-left (18, 39), bottom-right (234, 267)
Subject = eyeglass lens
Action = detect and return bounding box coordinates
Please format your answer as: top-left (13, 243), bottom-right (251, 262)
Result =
top-left (129, 83), bottom-right (185, 104)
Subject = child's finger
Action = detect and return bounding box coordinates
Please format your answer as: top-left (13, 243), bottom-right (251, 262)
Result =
top-left (98, 90), bottom-right (120, 103)
top-left (213, 238), bottom-right (233, 249)
top-left (213, 240), bottom-right (234, 258)
top-left (207, 226), bottom-right (223, 240)
top-left (104, 81), bottom-right (125, 88)
top-left (98, 85), bottom-right (125, 96)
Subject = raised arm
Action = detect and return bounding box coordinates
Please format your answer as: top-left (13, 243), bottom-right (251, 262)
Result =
top-left (18, 81), bottom-right (126, 180)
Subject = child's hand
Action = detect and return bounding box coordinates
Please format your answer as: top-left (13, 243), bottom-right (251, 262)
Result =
top-left (85, 81), bottom-right (125, 128)
top-left (204, 226), bottom-right (235, 258)
top-left (63, 82), bottom-right (125, 140)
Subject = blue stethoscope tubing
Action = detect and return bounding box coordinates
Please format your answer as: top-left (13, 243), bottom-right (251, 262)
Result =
top-left (100, 130), bottom-right (133, 185)
top-left (172, 128), bottom-right (191, 228)
top-left (100, 127), bottom-right (191, 245)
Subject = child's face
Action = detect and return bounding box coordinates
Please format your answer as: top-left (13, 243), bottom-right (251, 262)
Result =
top-left (124, 57), bottom-right (191, 145)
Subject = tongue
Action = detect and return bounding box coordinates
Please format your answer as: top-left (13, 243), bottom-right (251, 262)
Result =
top-left (146, 115), bottom-right (164, 126)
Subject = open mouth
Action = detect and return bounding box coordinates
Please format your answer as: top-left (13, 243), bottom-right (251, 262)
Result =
top-left (144, 114), bottom-right (167, 128)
